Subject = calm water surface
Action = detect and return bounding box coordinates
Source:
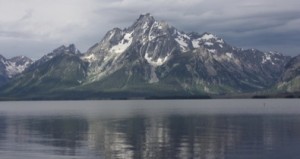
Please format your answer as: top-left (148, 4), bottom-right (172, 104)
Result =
top-left (0, 99), bottom-right (300, 159)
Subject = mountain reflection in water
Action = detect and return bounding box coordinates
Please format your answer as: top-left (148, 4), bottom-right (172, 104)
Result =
top-left (0, 99), bottom-right (300, 159)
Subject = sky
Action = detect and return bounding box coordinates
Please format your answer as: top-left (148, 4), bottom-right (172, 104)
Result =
top-left (0, 0), bottom-right (300, 59)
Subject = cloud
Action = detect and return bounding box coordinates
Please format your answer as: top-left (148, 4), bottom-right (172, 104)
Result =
top-left (0, 0), bottom-right (299, 59)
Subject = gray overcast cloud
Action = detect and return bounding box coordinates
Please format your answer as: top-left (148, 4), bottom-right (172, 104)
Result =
top-left (0, 0), bottom-right (300, 59)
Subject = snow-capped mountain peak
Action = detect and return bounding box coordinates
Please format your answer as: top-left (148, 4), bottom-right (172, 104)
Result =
top-left (82, 14), bottom-right (290, 85)
top-left (64, 14), bottom-right (293, 89)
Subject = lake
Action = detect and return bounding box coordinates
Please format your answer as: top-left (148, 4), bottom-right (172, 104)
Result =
top-left (0, 99), bottom-right (300, 159)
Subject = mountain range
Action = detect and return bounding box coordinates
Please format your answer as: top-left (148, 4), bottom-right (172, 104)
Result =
top-left (0, 14), bottom-right (299, 100)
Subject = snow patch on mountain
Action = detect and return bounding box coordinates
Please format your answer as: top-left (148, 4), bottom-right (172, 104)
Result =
top-left (5, 62), bottom-right (18, 78)
top-left (208, 49), bottom-right (216, 53)
top-left (192, 39), bottom-right (201, 48)
top-left (154, 21), bottom-right (164, 30)
top-left (3, 56), bottom-right (33, 78)
top-left (226, 52), bottom-right (233, 58)
top-left (148, 21), bottom-right (157, 41)
top-left (191, 33), bottom-right (225, 50)
top-left (175, 37), bottom-right (188, 52)
top-left (216, 39), bottom-right (224, 43)
top-left (175, 31), bottom-right (190, 52)
top-left (110, 32), bottom-right (133, 54)
top-left (108, 30), bottom-right (116, 40)
top-left (82, 53), bottom-right (97, 63)
top-left (262, 53), bottom-right (275, 65)
top-left (178, 31), bottom-right (190, 40)
top-left (145, 53), bottom-right (169, 67)
top-left (204, 42), bottom-right (214, 46)
top-left (142, 21), bottom-right (149, 30)
top-left (200, 33), bottom-right (217, 41)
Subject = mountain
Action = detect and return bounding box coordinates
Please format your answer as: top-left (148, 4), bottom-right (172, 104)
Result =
top-left (79, 14), bottom-right (290, 95)
top-left (277, 55), bottom-right (300, 92)
top-left (0, 54), bottom-right (33, 86)
top-left (0, 14), bottom-right (295, 99)
top-left (1, 44), bottom-right (88, 98)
